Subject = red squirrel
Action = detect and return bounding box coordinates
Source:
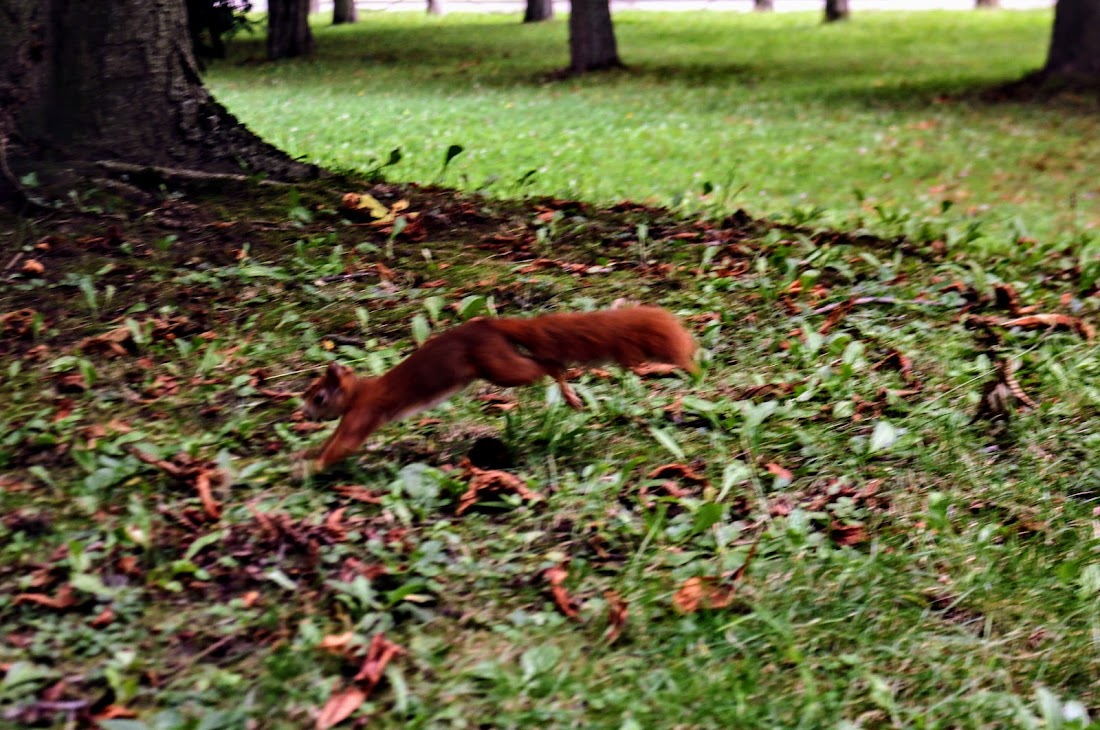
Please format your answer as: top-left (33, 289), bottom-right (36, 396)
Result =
top-left (297, 306), bottom-right (697, 476)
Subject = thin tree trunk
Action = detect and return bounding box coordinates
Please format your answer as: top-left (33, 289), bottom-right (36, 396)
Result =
top-left (824, 0), bottom-right (849, 22)
top-left (332, 0), bottom-right (358, 22)
top-left (1043, 0), bottom-right (1100, 78)
top-left (334, 0), bottom-right (358, 23)
top-left (0, 0), bottom-right (312, 205)
top-left (975, 0), bottom-right (999, 7)
top-left (427, 0), bottom-right (445, 15)
top-left (268, 0), bottom-right (315, 59)
top-left (525, 0), bottom-right (554, 22)
top-left (754, 0), bottom-right (774, 10)
top-left (568, 0), bottom-right (622, 74)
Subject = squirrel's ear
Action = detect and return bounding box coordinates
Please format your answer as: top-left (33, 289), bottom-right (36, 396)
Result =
top-left (325, 362), bottom-right (348, 379)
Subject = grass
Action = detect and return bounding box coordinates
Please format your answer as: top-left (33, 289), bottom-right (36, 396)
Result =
top-left (1, 174), bottom-right (1098, 727)
top-left (207, 9), bottom-right (1100, 242)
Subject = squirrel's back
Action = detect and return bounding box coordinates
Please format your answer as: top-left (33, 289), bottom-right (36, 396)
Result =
top-left (490, 306), bottom-right (696, 371)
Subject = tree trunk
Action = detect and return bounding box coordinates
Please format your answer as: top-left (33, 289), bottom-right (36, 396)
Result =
top-left (426, 0), bottom-right (445, 15)
top-left (754, 0), bottom-right (774, 10)
top-left (0, 0), bottom-right (313, 205)
top-left (268, 0), bottom-right (315, 59)
top-left (975, 0), bottom-right (999, 7)
top-left (334, 0), bottom-right (358, 23)
top-left (524, 0), bottom-right (554, 23)
top-left (824, 0), bottom-right (849, 22)
top-left (568, 0), bottom-right (622, 74)
top-left (1043, 0), bottom-right (1100, 78)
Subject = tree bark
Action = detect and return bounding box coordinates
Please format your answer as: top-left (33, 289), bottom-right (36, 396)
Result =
top-left (0, 0), bottom-right (313, 205)
top-left (1043, 0), bottom-right (1100, 78)
top-left (524, 0), bottom-right (554, 22)
top-left (824, 0), bottom-right (850, 22)
top-left (426, 0), bottom-right (445, 15)
top-left (754, 0), bottom-right (774, 10)
top-left (268, 0), bottom-right (315, 59)
top-left (333, 0), bottom-right (358, 23)
top-left (975, 0), bottom-right (999, 7)
top-left (568, 0), bottom-right (622, 74)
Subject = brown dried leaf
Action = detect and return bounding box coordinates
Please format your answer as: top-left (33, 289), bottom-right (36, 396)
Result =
top-left (673, 576), bottom-right (736, 614)
top-left (544, 565), bottom-right (581, 621)
top-left (765, 462), bottom-right (793, 484)
top-left (315, 686), bottom-right (367, 730)
top-left (89, 607), bottom-right (114, 628)
top-left (333, 485), bottom-right (383, 504)
top-left (648, 462), bottom-right (708, 483)
top-left (318, 631), bottom-right (355, 654)
top-left (352, 633), bottom-right (405, 692)
top-left (1, 308), bottom-right (39, 338)
top-left (194, 468), bottom-right (222, 520)
top-left (13, 585), bottom-right (75, 610)
top-left (21, 259), bottom-right (45, 275)
top-left (830, 521), bottom-right (868, 546)
top-left (603, 591), bottom-right (628, 644)
top-left (1001, 313), bottom-right (1095, 341)
top-left (457, 465), bottom-right (541, 515)
top-left (630, 362), bottom-right (682, 377)
top-left (78, 326), bottom-right (135, 357)
top-left (325, 507), bottom-right (348, 540)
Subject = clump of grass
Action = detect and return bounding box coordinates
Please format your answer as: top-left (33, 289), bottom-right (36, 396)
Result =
top-left (208, 9), bottom-right (1100, 243)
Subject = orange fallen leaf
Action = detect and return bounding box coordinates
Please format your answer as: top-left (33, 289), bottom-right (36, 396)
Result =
top-left (352, 633), bottom-right (405, 691)
top-left (91, 705), bottom-right (138, 721)
top-left (89, 607), bottom-right (114, 628)
top-left (457, 464), bottom-right (541, 515)
top-left (241, 591), bottom-right (260, 608)
top-left (315, 686), bottom-right (367, 730)
top-left (325, 507), bottom-right (348, 540)
top-left (334, 485), bottom-right (383, 504)
top-left (13, 585), bottom-right (76, 610)
top-left (1000, 314), bottom-right (1095, 342)
top-left (318, 631), bottom-right (355, 654)
top-left (673, 576), bottom-right (736, 613)
top-left (766, 462), bottom-right (793, 483)
top-left (194, 468), bottom-right (222, 520)
top-left (647, 463), bottom-right (708, 484)
top-left (544, 565), bottom-right (581, 621)
top-left (603, 591), bottom-right (628, 644)
top-left (21, 258), bottom-right (45, 275)
top-left (830, 521), bottom-right (868, 546)
top-left (630, 362), bottom-right (683, 377)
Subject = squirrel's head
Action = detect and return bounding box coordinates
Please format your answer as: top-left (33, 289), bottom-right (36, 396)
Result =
top-left (301, 362), bottom-right (359, 421)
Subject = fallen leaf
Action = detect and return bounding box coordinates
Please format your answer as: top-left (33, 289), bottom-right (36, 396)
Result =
top-left (630, 362), bottom-right (682, 377)
top-left (319, 632), bottom-right (355, 654)
top-left (333, 485), bottom-right (383, 504)
top-left (1001, 314), bottom-right (1094, 341)
top-left (13, 585), bottom-right (76, 610)
top-left (78, 326), bottom-right (135, 357)
top-left (830, 521), bottom-right (868, 546)
top-left (766, 462), bottom-right (793, 484)
top-left (673, 576), bottom-right (736, 613)
top-left (457, 463), bottom-right (541, 515)
top-left (194, 468), bottom-right (222, 520)
top-left (647, 463), bottom-right (708, 484)
top-left (352, 633), bottom-right (405, 691)
top-left (544, 565), bottom-right (581, 621)
top-left (21, 258), bottom-right (45, 275)
top-left (315, 686), bottom-right (367, 730)
top-left (1, 308), bottom-right (39, 338)
top-left (89, 607), bottom-right (114, 628)
top-left (603, 591), bottom-right (628, 644)
top-left (325, 507), bottom-right (348, 540)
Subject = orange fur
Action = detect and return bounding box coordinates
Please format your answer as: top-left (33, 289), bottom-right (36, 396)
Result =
top-left (298, 306), bottom-right (696, 475)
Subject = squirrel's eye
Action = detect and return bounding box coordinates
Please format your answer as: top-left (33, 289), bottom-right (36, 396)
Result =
top-left (312, 393), bottom-right (325, 405)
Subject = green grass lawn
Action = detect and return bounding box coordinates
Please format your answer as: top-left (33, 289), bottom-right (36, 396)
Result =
top-left (208, 9), bottom-right (1100, 242)
top-left (2, 175), bottom-right (1098, 727)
